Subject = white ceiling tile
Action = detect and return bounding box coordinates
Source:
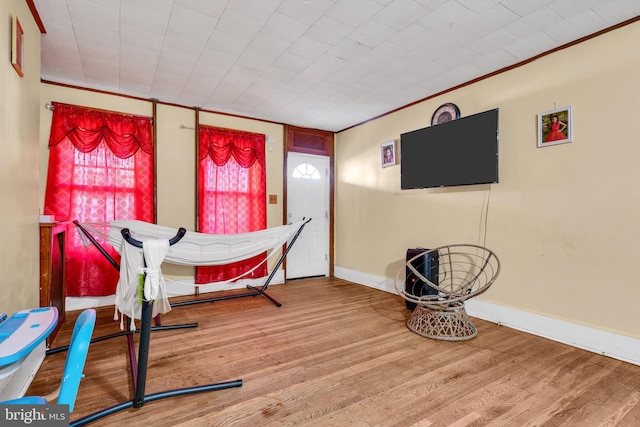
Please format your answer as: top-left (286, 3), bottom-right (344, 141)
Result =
top-left (408, 59), bottom-right (448, 80)
top-left (306, 16), bottom-right (355, 46)
top-left (215, 8), bottom-right (265, 40)
top-left (348, 19), bottom-right (396, 48)
top-left (500, 0), bottom-right (554, 16)
top-left (121, 1), bottom-right (173, 34)
top-left (119, 81), bottom-right (153, 97)
top-left (503, 7), bottom-right (564, 39)
top-left (118, 65), bottom-right (156, 85)
top-left (328, 39), bottom-right (372, 62)
top-left (366, 41), bottom-right (407, 64)
top-left (206, 30), bottom-right (252, 53)
top-left (389, 23), bottom-right (437, 50)
top-left (503, 31), bottom-right (559, 60)
top-left (469, 29), bottom-right (519, 55)
top-left (249, 33), bottom-right (292, 59)
top-left (201, 46), bottom-right (237, 66)
top-left (35, 0), bottom-right (640, 131)
top-left (227, 0), bottom-right (281, 21)
top-left (167, 4), bottom-right (220, 38)
top-left (344, 55), bottom-right (386, 77)
top-left (289, 35), bottom-right (332, 60)
top-left (227, 63), bottom-right (263, 83)
top-left (120, 25), bottom-right (165, 51)
top-left (308, 55), bottom-right (348, 76)
top-left (593, 0), bottom-right (640, 25)
top-left (83, 60), bottom-right (119, 82)
top-left (273, 52), bottom-right (314, 73)
top-left (458, 4), bottom-right (520, 38)
top-left (549, 0), bottom-right (606, 19)
top-left (257, 66), bottom-right (297, 85)
top-left (156, 46), bottom-right (200, 74)
top-left (67, 0), bottom-right (119, 32)
top-left (234, 51), bottom-right (273, 75)
top-left (153, 71), bottom-right (187, 92)
top-left (455, 0), bottom-right (502, 14)
top-left (373, 0), bottom-right (431, 31)
top-left (261, 12), bottom-right (309, 43)
top-left (325, 69), bottom-right (364, 86)
top-left (418, 1), bottom-right (477, 34)
top-left (543, 10), bottom-right (606, 44)
top-left (174, 0), bottom-right (227, 18)
top-left (473, 49), bottom-right (519, 73)
top-left (40, 24), bottom-right (77, 46)
top-left (40, 58), bottom-right (85, 82)
top-left (277, 0), bottom-right (335, 26)
top-left (327, 0), bottom-right (384, 27)
top-left (76, 39), bottom-right (119, 62)
top-left (437, 46), bottom-right (482, 68)
top-left (414, 0), bottom-right (448, 9)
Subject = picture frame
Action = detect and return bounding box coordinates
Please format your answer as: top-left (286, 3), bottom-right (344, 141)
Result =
top-left (381, 140), bottom-right (396, 168)
top-left (538, 106), bottom-right (572, 147)
top-left (11, 16), bottom-right (24, 77)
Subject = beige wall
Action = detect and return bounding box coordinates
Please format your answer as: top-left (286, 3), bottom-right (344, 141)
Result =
top-left (39, 84), bottom-right (285, 282)
top-left (1, 1), bottom-right (42, 315)
top-left (335, 21), bottom-right (640, 340)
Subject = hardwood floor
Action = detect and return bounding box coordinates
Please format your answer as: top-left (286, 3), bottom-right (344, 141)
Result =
top-left (28, 277), bottom-right (640, 426)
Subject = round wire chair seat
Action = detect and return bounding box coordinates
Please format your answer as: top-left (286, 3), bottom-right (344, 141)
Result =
top-left (394, 244), bottom-right (501, 341)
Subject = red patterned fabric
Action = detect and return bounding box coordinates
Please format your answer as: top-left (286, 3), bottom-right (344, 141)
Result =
top-left (44, 103), bottom-right (154, 296)
top-left (195, 126), bottom-right (267, 283)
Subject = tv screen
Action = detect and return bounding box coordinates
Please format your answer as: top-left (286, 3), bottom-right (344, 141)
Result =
top-left (400, 108), bottom-right (499, 189)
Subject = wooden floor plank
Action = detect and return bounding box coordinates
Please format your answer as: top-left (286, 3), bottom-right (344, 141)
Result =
top-left (27, 277), bottom-right (640, 426)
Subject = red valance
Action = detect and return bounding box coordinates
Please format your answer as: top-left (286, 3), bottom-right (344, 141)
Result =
top-left (199, 125), bottom-right (265, 167)
top-left (49, 102), bottom-right (152, 158)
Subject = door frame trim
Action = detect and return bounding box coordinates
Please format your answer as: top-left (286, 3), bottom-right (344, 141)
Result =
top-left (283, 125), bottom-right (334, 277)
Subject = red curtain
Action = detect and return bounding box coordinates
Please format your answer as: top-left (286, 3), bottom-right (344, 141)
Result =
top-left (44, 102), bottom-right (154, 296)
top-left (195, 126), bottom-right (267, 283)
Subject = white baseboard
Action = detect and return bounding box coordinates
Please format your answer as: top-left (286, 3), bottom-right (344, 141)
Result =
top-left (66, 270), bottom-right (285, 311)
top-left (334, 265), bottom-right (640, 366)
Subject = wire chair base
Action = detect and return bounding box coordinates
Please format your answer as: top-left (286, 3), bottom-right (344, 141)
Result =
top-left (406, 303), bottom-right (477, 341)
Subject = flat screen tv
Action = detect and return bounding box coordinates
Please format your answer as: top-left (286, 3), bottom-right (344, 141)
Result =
top-left (400, 108), bottom-right (499, 190)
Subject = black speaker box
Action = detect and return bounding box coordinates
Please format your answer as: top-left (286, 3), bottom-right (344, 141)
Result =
top-left (405, 248), bottom-right (439, 310)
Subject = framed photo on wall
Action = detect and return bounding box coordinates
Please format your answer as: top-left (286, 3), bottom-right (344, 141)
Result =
top-left (11, 15), bottom-right (24, 77)
top-left (381, 140), bottom-right (396, 167)
top-left (538, 106), bottom-right (572, 147)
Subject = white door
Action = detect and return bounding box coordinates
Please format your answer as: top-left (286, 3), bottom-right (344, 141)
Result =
top-left (286, 152), bottom-right (330, 279)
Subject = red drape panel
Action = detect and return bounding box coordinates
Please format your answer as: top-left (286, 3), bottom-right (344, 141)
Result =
top-left (195, 126), bottom-right (267, 283)
top-left (44, 102), bottom-right (154, 296)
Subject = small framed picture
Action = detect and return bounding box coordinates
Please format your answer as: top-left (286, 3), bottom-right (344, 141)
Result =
top-left (381, 140), bottom-right (396, 167)
top-left (11, 16), bottom-right (24, 77)
top-left (538, 106), bottom-right (572, 147)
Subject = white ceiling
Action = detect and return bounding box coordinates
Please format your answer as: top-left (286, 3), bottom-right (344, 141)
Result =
top-left (34, 0), bottom-right (639, 132)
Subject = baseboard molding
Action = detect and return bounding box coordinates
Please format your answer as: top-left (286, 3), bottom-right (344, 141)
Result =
top-left (334, 265), bottom-right (640, 366)
top-left (66, 270), bottom-right (285, 312)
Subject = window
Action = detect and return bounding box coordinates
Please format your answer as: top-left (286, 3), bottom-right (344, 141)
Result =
top-left (44, 103), bottom-right (153, 296)
top-left (196, 126), bottom-right (267, 283)
top-left (292, 163), bottom-right (321, 180)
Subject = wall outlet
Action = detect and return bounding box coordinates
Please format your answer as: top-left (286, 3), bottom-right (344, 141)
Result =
top-left (269, 195), bottom-right (277, 204)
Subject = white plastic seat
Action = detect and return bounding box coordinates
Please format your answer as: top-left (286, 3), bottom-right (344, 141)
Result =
top-left (1, 309), bottom-right (96, 412)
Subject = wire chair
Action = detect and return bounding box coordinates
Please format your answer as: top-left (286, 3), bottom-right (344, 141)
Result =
top-left (395, 244), bottom-right (501, 341)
